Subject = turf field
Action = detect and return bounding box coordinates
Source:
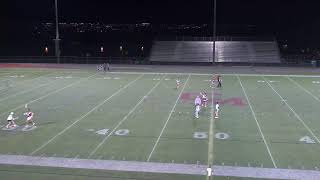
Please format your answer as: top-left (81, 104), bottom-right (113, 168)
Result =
top-left (1, 67), bottom-right (320, 180)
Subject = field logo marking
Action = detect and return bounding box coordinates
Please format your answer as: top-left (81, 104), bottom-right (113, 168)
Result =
top-left (237, 75), bottom-right (277, 168)
top-left (30, 74), bottom-right (144, 156)
top-left (300, 136), bottom-right (316, 144)
top-left (89, 75), bottom-right (166, 158)
top-left (147, 74), bottom-right (191, 162)
top-left (312, 81), bottom-right (320, 84)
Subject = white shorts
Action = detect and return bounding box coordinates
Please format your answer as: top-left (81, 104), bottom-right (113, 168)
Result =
top-left (196, 106), bottom-right (201, 112)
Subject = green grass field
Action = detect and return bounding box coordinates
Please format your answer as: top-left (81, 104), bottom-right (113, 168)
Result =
top-left (0, 68), bottom-right (320, 179)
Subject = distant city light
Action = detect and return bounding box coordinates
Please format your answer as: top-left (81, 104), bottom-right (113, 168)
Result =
top-left (44, 46), bottom-right (48, 54)
top-left (141, 46), bottom-right (144, 51)
top-left (120, 46), bottom-right (123, 51)
top-left (100, 46), bottom-right (104, 53)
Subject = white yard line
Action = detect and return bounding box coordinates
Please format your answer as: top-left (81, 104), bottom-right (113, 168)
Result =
top-left (0, 72), bottom-right (64, 103)
top-left (0, 83), bottom-right (52, 103)
top-left (0, 154), bottom-right (319, 179)
top-left (287, 77), bottom-right (320, 102)
top-left (30, 74), bottom-right (144, 155)
top-left (0, 72), bottom-right (14, 80)
top-left (0, 73), bottom-right (98, 121)
top-left (0, 71), bottom-right (54, 85)
top-left (3, 69), bottom-right (320, 78)
top-left (147, 74), bottom-right (191, 162)
top-left (88, 75), bottom-right (166, 158)
top-left (262, 76), bottom-right (320, 144)
top-left (108, 71), bottom-right (320, 78)
top-left (0, 87), bottom-right (7, 91)
top-left (207, 81), bottom-right (215, 174)
top-left (237, 75), bottom-right (277, 168)
top-left (0, 72), bottom-right (12, 76)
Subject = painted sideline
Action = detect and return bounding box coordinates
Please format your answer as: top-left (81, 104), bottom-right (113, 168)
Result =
top-left (3, 69), bottom-right (320, 77)
top-left (0, 154), bottom-right (319, 179)
top-left (108, 71), bottom-right (320, 77)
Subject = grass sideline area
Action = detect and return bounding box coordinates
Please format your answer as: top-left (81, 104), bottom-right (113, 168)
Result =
top-left (0, 164), bottom-right (264, 180)
top-left (0, 67), bottom-right (320, 179)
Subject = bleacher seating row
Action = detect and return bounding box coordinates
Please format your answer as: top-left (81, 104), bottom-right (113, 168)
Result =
top-left (149, 41), bottom-right (281, 63)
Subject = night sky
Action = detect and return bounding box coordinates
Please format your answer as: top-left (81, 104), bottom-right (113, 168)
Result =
top-left (2, 0), bottom-right (320, 48)
top-left (4, 0), bottom-right (319, 24)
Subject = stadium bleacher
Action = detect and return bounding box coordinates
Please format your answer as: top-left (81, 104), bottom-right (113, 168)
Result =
top-left (149, 40), bottom-right (281, 63)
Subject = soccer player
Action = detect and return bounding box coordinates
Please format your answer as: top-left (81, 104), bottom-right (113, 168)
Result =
top-left (215, 101), bottom-right (220, 119)
top-left (176, 78), bottom-right (180, 89)
top-left (194, 96), bottom-right (202, 118)
top-left (24, 109), bottom-right (35, 126)
top-left (200, 92), bottom-right (208, 107)
top-left (6, 112), bottom-right (18, 129)
top-left (217, 74), bottom-right (222, 88)
top-left (107, 63), bottom-right (110, 71)
top-left (103, 63), bottom-right (107, 73)
top-left (210, 75), bottom-right (216, 88)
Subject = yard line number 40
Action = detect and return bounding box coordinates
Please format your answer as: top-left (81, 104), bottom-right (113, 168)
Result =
top-left (93, 129), bottom-right (130, 136)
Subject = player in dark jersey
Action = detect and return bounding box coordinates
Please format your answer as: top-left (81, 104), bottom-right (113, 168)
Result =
top-left (217, 74), bottom-right (222, 88)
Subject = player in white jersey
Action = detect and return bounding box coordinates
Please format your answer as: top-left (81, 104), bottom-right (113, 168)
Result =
top-left (200, 92), bottom-right (208, 107)
top-left (194, 96), bottom-right (202, 118)
top-left (176, 78), bottom-right (180, 89)
top-left (6, 112), bottom-right (18, 129)
top-left (210, 75), bottom-right (216, 88)
top-left (24, 109), bottom-right (35, 126)
top-left (215, 101), bottom-right (220, 119)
